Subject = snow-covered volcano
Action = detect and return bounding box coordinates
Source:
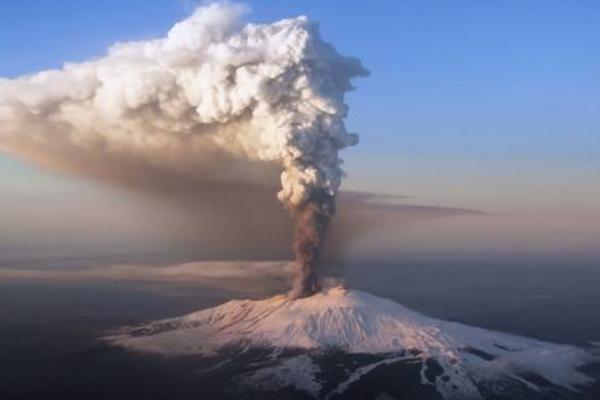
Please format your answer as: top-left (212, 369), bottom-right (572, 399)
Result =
top-left (108, 287), bottom-right (598, 400)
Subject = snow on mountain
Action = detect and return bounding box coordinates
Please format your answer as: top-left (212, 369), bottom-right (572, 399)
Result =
top-left (108, 287), bottom-right (597, 399)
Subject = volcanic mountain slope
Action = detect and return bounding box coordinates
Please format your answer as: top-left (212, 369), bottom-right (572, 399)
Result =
top-left (108, 287), bottom-right (598, 400)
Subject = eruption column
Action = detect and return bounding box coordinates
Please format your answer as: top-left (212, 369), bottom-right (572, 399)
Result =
top-left (0, 2), bottom-right (366, 297)
top-left (289, 189), bottom-right (335, 298)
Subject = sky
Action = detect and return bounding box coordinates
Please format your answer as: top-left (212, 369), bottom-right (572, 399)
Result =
top-left (0, 0), bottom-right (599, 261)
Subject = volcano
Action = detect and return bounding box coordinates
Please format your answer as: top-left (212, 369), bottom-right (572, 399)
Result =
top-left (108, 287), bottom-right (598, 400)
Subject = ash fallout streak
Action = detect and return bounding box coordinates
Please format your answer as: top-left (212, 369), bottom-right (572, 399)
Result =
top-left (0, 3), bottom-right (367, 297)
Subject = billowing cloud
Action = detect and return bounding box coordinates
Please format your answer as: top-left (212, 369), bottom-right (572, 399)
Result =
top-left (0, 2), bottom-right (368, 296)
top-left (0, 2), bottom-right (365, 207)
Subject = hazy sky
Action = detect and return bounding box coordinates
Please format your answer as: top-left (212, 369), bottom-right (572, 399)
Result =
top-left (1, 0), bottom-right (598, 260)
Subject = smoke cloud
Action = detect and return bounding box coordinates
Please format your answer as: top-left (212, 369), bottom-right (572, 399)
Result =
top-left (0, 3), bottom-right (367, 297)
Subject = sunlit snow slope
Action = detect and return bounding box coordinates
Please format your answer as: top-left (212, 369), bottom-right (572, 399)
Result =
top-left (109, 287), bottom-right (597, 399)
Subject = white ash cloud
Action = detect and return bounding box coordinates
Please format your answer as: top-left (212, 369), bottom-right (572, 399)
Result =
top-left (0, 2), bottom-right (367, 296)
top-left (0, 2), bottom-right (366, 209)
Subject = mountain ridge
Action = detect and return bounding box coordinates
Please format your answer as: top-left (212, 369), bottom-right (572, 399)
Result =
top-left (108, 287), bottom-right (598, 399)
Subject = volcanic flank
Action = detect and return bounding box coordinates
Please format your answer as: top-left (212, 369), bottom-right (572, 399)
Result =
top-left (108, 287), bottom-right (599, 400)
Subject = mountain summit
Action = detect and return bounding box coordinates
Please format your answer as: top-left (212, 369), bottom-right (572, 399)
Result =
top-left (109, 287), bottom-right (598, 399)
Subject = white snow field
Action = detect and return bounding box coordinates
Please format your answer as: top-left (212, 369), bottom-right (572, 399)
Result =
top-left (108, 287), bottom-right (598, 399)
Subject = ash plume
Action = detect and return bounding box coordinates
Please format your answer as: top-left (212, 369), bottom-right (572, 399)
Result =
top-left (0, 2), bottom-right (366, 297)
top-left (289, 189), bottom-right (335, 298)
